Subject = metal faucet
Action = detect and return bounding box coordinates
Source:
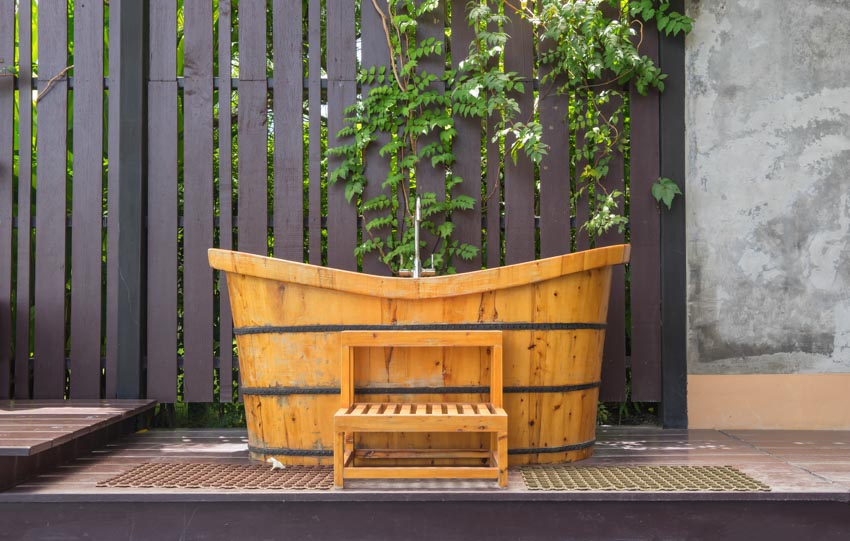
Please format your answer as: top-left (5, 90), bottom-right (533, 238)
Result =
top-left (399, 196), bottom-right (436, 277)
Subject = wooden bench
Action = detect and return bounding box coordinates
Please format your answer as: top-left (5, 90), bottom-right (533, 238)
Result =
top-left (333, 330), bottom-right (508, 488)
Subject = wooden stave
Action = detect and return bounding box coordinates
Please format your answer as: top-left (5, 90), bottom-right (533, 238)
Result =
top-left (222, 250), bottom-right (620, 466)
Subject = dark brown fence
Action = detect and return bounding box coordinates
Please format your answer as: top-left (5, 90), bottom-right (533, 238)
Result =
top-left (0, 0), bottom-right (663, 405)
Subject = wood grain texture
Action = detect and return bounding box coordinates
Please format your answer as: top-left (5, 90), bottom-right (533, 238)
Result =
top-left (502, 9), bottom-right (535, 265)
top-left (334, 329), bottom-right (507, 486)
top-left (218, 0), bottom-right (234, 402)
top-left (449, 0), bottom-right (482, 273)
top-left (211, 244), bottom-right (627, 466)
top-left (359, 0), bottom-right (393, 275)
top-left (34, 1), bottom-right (68, 398)
top-left (307, 0), bottom-right (322, 264)
top-left (104, 0), bottom-right (121, 398)
top-left (628, 22), bottom-right (662, 402)
top-left (0, 0), bottom-right (14, 398)
top-left (325, 1), bottom-right (357, 271)
top-left (182, 0), bottom-right (215, 402)
top-left (147, 0), bottom-right (179, 402)
top-left (209, 244), bottom-right (629, 299)
top-left (69, 0), bottom-right (104, 399)
top-left (272, 0), bottom-right (304, 261)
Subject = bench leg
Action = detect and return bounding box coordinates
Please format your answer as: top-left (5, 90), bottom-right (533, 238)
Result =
top-left (334, 430), bottom-right (345, 488)
top-left (496, 430), bottom-right (508, 488)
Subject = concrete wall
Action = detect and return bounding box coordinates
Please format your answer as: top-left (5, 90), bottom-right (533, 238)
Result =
top-left (686, 0), bottom-right (850, 375)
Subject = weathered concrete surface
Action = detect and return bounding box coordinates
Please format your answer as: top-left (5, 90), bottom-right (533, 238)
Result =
top-left (686, 0), bottom-right (850, 374)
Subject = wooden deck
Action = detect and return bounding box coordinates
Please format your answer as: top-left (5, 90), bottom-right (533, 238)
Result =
top-left (0, 400), bottom-right (155, 491)
top-left (1, 426), bottom-right (849, 539)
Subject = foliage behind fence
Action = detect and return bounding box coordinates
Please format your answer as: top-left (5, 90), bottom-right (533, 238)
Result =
top-left (0, 0), bottom-right (664, 405)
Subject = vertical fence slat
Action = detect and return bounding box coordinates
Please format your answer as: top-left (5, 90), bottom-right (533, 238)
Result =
top-left (326, 1), bottom-right (357, 271)
top-left (69, 0), bottom-right (104, 398)
top-left (595, 3), bottom-right (627, 402)
top-left (359, 0), bottom-right (393, 275)
top-left (502, 10), bottom-right (535, 265)
top-left (115, 1), bottom-right (148, 398)
top-left (14, 1), bottom-right (32, 399)
top-left (596, 95), bottom-right (627, 403)
top-left (307, 0), bottom-right (322, 265)
top-left (33, 2), bottom-right (68, 398)
top-left (629, 22), bottom-right (662, 402)
top-left (218, 0), bottom-right (234, 402)
top-left (0, 0), bottom-right (14, 397)
top-left (105, 0), bottom-right (121, 398)
top-left (414, 0), bottom-right (446, 264)
top-left (485, 17), bottom-right (501, 270)
top-left (182, 0), bottom-right (214, 402)
top-left (237, 0), bottom-right (268, 257)
top-left (538, 36), bottom-right (571, 259)
top-left (147, 0), bottom-right (178, 403)
top-left (272, 0), bottom-right (303, 261)
top-left (449, 1), bottom-right (482, 273)
top-left (485, 115), bottom-right (501, 269)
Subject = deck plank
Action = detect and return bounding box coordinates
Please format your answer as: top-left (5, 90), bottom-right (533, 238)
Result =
top-left (2, 426), bottom-right (849, 502)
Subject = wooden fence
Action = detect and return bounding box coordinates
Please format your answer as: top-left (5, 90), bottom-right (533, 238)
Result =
top-left (0, 0), bottom-right (663, 404)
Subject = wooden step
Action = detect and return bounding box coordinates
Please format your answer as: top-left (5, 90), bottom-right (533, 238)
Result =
top-left (0, 400), bottom-right (156, 491)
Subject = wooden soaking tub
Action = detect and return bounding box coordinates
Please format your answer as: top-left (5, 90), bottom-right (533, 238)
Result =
top-left (209, 244), bottom-right (630, 466)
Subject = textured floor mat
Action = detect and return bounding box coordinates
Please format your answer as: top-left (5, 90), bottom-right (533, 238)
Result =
top-left (97, 462), bottom-right (334, 490)
top-left (521, 465), bottom-right (770, 492)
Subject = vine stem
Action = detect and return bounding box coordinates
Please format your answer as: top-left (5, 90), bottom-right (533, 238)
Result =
top-left (370, 0), bottom-right (405, 90)
top-left (36, 65), bottom-right (73, 104)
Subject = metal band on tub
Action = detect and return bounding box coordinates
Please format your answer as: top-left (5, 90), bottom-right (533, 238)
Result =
top-left (234, 322), bottom-right (606, 336)
top-left (240, 381), bottom-right (601, 396)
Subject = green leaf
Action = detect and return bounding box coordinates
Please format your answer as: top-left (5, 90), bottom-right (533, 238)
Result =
top-left (651, 177), bottom-right (683, 209)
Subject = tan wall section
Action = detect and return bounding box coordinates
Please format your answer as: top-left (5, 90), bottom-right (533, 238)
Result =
top-left (688, 375), bottom-right (850, 430)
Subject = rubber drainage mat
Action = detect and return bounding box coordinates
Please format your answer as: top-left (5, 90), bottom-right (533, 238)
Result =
top-left (97, 462), bottom-right (334, 490)
top-left (520, 465), bottom-right (770, 492)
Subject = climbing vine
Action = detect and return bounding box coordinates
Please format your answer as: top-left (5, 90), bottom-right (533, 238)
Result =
top-left (329, 0), bottom-right (691, 275)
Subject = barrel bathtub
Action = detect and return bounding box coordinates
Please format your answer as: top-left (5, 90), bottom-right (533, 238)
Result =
top-left (209, 244), bottom-right (630, 466)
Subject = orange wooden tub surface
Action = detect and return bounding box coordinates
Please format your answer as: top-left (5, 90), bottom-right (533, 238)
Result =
top-left (209, 244), bottom-right (630, 466)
